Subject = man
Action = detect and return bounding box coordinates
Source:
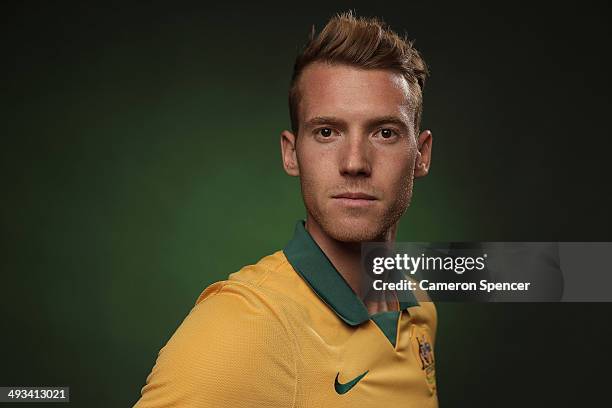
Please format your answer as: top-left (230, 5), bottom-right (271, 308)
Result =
top-left (134, 11), bottom-right (436, 407)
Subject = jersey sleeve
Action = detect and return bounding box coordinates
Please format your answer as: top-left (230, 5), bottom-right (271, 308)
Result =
top-left (133, 283), bottom-right (297, 408)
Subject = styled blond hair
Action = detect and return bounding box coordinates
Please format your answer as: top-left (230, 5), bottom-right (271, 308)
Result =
top-left (289, 11), bottom-right (429, 135)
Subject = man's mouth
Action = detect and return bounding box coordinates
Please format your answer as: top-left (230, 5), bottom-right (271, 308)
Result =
top-left (332, 192), bottom-right (378, 207)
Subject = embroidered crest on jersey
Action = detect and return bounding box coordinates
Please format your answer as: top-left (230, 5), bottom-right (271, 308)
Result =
top-left (412, 330), bottom-right (436, 394)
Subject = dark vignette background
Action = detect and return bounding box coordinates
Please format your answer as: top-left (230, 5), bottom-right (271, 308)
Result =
top-left (1, 1), bottom-right (611, 407)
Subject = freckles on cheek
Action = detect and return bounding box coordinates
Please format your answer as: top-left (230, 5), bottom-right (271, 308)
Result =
top-left (298, 140), bottom-right (336, 173)
top-left (382, 148), bottom-right (415, 175)
top-left (297, 144), bottom-right (331, 181)
top-left (378, 151), bottom-right (416, 198)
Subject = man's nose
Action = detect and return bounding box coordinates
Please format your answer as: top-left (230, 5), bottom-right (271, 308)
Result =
top-left (339, 134), bottom-right (371, 177)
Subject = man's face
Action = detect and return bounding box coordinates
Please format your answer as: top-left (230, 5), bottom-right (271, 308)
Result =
top-left (281, 62), bottom-right (431, 242)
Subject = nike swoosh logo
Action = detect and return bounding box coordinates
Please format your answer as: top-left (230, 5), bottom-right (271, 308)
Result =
top-left (334, 370), bottom-right (369, 395)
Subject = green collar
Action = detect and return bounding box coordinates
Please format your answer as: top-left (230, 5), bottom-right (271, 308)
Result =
top-left (283, 220), bottom-right (419, 327)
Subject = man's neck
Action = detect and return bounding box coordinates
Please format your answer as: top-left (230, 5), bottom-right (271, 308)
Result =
top-left (304, 216), bottom-right (399, 314)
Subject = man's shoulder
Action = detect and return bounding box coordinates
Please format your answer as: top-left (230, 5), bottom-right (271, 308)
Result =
top-left (134, 251), bottom-right (298, 407)
top-left (194, 249), bottom-right (303, 318)
top-left (157, 250), bottom-right (300, 357)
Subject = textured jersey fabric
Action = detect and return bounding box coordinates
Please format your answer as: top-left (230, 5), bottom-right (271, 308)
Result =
top-left (134, 221), bottom-right (438, 407)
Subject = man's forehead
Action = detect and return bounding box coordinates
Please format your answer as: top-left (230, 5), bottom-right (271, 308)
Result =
top-left (298, 62), bottom-right (413, 121)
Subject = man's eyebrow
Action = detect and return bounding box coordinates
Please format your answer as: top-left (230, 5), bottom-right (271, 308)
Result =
top-left (303, 116), bottom-right (348, 129)
top-left (364, 116), bottom-right (410, 132)
top-left (304, 115), bottom-right (409, 132)
top-left (303, 115), bottom-right (410, 132)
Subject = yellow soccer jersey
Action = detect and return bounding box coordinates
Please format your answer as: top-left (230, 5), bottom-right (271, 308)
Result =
top-left (134, 221), bottom-right (438, 407)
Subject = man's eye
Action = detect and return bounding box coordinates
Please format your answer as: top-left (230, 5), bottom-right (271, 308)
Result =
top-left (379, 128), bottom-right (396, 139)
top-left (319, 128), bottom-right (333, 137)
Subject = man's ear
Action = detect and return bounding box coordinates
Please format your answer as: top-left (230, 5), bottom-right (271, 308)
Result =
top-left (414, 129), bottom-right (432, 178)
top-left (280, 130), bottom-right (300, 176)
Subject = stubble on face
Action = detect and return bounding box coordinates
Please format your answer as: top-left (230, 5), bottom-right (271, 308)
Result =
top-left (295, 62), bottom-right (419, 243)
top-left (299, 165), bottom-right (414, 243)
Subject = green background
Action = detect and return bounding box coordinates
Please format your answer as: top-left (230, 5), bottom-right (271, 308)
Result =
top-left (2, 2), bottom-right (611, 407)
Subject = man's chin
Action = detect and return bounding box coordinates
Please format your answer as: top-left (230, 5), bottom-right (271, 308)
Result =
top-left (322, 216), bottom-right (388, 243)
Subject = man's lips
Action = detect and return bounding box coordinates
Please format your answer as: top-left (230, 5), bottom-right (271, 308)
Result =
top-left (331, 192), bottom-right (378, 207)
top-left (332, 192), bottom-right (377, 200)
